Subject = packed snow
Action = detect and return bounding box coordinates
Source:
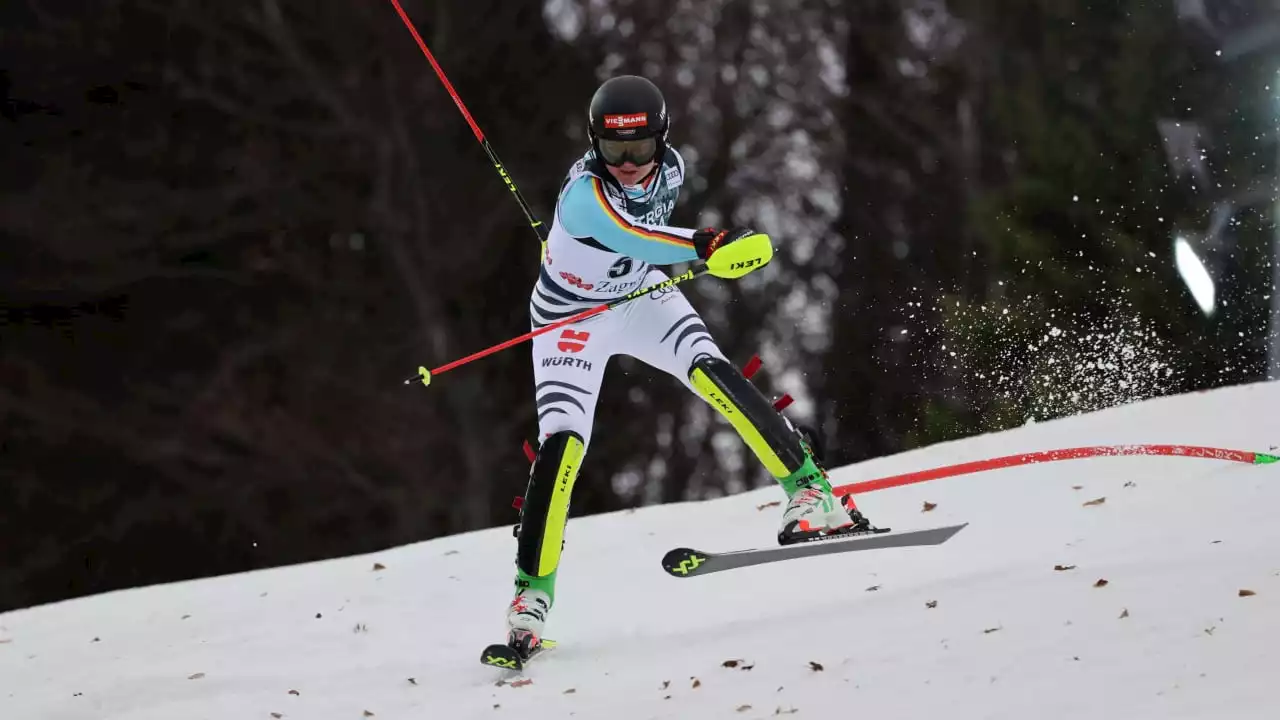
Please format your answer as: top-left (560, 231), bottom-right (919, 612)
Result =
top-left (2, 380), bottom-right (1277, 720)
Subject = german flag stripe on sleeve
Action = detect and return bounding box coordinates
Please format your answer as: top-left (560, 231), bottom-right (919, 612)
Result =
top-left (590, 178), bottom-right (694, 248)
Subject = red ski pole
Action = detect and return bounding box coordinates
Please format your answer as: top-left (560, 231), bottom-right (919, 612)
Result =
top-left (403, 264), bottom-right (708, 386)
top-left (388, 0), bottom-right (719, 388)
top-left (386, 0), bottom-right (546, 246)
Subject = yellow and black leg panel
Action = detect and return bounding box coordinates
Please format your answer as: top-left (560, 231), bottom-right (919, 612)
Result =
top-left (514, 430), bottom-right (585, 604)
top-left (688, 356), bottom-right (827, 495)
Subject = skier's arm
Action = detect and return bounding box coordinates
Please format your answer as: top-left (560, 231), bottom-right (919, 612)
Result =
top-left (559, 176), bottom-right (699, 265)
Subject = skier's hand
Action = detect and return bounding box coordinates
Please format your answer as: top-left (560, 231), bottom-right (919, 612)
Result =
top-left (693, 227), bottom-right (773, 279)
top-left (693, 226), bottom-right (753, 260)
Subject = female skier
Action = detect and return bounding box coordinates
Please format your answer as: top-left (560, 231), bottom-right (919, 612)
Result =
top-left (504, 74), bottom-right (873, 658)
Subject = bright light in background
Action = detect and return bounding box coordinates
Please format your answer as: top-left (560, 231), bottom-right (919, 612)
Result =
top-left (1174, 234), bottom-right (1216, 317)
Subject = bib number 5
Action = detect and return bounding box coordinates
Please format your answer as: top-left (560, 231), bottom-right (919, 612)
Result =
top-left (607, 258), bottom-right (633, 278)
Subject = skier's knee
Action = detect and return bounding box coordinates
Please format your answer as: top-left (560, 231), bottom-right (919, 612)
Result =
top-left (538, 421), bottom-right (592, 451)
top-left (687, 356), bottom-right (806, 475)
top-left (516, 430), bottom-right (585, 579)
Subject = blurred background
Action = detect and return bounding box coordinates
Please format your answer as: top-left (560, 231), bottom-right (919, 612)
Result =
top-left (2, 0), bottom-right (1277, 613)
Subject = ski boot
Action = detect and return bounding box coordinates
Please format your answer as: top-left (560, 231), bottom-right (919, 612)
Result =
top-left (778, 486), bottom-right (874, 544)
top-left (505, 587), bottom-right (551, 659)
top-left (777, 435), bottom-right (874, 545)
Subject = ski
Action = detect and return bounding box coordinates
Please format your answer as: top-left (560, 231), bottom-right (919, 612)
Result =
top-left (480, 639), bottom-right (557, 672)
top-left (661, 523), bottom-right (968, 578)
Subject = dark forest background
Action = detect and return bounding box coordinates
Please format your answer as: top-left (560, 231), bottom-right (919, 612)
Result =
top-left (2, 0), bottom-right (1276, 613)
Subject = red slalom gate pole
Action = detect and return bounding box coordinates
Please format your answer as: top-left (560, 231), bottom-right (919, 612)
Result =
top-left (833, 444), bottom-right (1279, 497)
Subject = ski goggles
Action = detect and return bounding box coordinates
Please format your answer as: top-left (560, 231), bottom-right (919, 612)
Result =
top-left (597, 136), bottom-right (659, 166)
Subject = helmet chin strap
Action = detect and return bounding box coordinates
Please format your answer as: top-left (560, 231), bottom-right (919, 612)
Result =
top-left (628, 162), bottom-right (661, 188)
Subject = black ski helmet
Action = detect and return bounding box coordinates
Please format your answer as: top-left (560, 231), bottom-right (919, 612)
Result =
top-left (587, 75), bottom-right (669, 167)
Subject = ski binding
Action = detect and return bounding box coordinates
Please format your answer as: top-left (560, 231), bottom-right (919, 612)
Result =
top-left (480, 638), bottom-right (557, 672)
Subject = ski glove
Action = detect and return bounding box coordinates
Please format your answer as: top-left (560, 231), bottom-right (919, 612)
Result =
top-left (692, 227), bottom-right (774, 280)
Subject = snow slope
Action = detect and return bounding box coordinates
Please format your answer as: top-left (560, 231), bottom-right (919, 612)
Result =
top-left (2, 381), bottom-right (1278, 720)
